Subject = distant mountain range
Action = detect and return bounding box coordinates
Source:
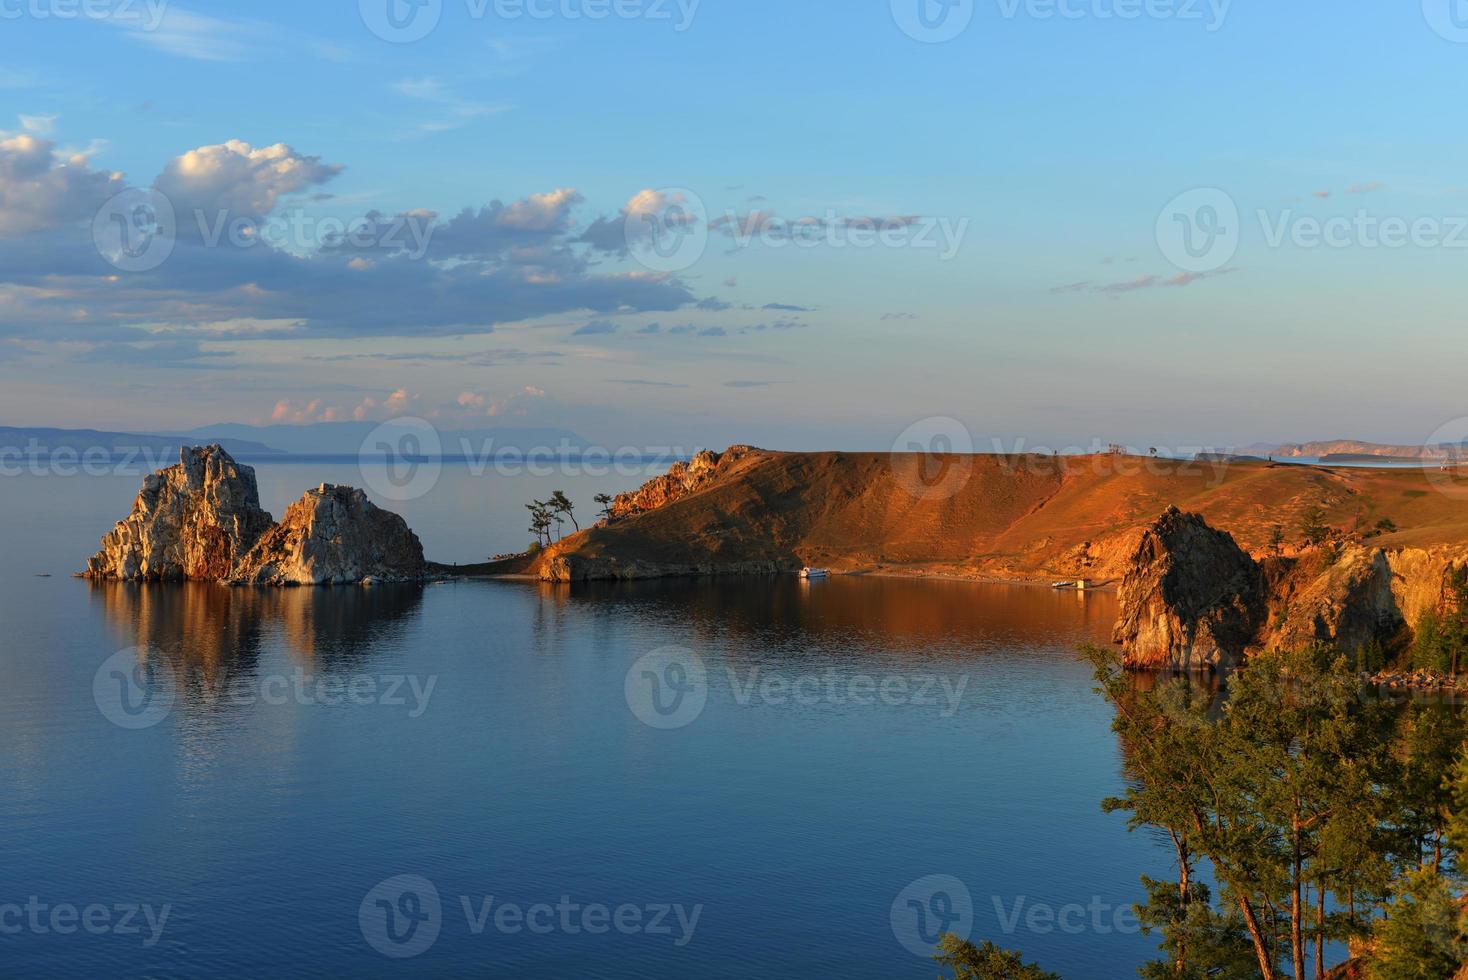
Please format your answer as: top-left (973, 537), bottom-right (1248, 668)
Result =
top-left (0, 422), bottom-right (592, 458)
top-left (0, 426), bottom-right (284, 457)
top-left (185, 421), bottom-right (589, 456)
top-left (8, 426), bottom-right (1461, 464)
top-left (1240, 440), bottom-right (1468, 461)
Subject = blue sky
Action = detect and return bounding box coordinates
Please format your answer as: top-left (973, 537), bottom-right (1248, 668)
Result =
top-left (2, 0), bottom-right (1467, 451)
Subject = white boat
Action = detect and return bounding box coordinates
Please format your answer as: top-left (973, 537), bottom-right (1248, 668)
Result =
top-left (800, 567), bottom-right (830, 579)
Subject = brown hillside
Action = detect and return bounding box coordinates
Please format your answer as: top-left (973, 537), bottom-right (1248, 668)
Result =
top-left (527, 449), bottom-right (1468, 583)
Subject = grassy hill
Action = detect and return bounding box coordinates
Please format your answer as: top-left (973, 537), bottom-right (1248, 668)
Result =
top-left (508, 448), bottom-right (1468, 583)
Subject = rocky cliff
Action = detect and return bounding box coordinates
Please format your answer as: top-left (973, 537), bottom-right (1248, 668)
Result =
top-left (85, 449), bottom-right (424, 587)
top-left (1112, 507), bottom-right (1267, 671)
top-left (1261, 546), bottom-right (1404, 654)
top-left (84, 445), bottom-right (275, 581)
top-left (1113, 508), bottom-right (1468, 671)
top-left (524, 445), bottom-right (1468, 586)
top-left (230, 485), bottom-right (425, 586)
top-left (608, 446), bottom-right (755, 520)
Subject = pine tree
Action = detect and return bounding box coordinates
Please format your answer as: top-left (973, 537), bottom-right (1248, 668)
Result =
top-left (932, 935), bottom-right (1059, 980)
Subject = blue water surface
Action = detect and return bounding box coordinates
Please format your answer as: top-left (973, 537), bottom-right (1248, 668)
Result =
top-left (0, 463), bottom-right (1165, 978)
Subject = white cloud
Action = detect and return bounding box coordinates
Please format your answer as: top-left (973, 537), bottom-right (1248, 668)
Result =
top-left (154, 140), bottom-right (342, 219)
top-left (19, 114), bottom-right (57, 137)
top-left (0, 135), bottom-right (125, 239)
top-left (115, 8), bottom-right (345, 63)
top-left (499, 189), bottom-right (582, 231)
top-left (271, 398), bottom-right (339, 423)
top-left (121, 9), bottom-right (257, 62)
top-left (391, 76), bottom-right (509, 134)
top-left (0, 137), bottom-right (705, 342)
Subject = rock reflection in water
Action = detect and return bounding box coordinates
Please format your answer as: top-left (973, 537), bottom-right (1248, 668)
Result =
top-left (88, 582), bottom-right (425, 710)
top-left (526, 574), bottom-right (1119, 664)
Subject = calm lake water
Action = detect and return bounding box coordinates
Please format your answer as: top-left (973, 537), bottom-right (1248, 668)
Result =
top-left (1, 461), bottom-right (1166, 977)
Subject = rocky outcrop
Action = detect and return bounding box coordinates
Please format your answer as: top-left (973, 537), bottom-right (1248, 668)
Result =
top-left (85, 448), bottom-right (425, 587)
top-left (1113, 507), bottom-right (1268, 671)
top-left (1262, 546), bottom-right (1403, 654)
top-left (1112, 509), bottom-right (1465, 670)
top-left (609, 446), bottom-right (755, 520)
top-left (84, 445), bottom-right (274, 581)
top-left (229, 485), bottom-right (425, 586)
top-left (1381, 546), bottom-right (1468, 630)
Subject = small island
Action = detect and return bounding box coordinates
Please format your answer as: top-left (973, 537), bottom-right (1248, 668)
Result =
top-left (83, 445), bottom-right (425, 586)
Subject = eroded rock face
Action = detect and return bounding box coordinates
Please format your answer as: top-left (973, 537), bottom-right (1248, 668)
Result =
top-left (230, 485), bottom-right (425, 586)
top-left (1113, 507), bottom-right (1267, 671)
top-left (609, 446), bottom-right (755, 520)
top-left (84, 445), bottom-right (274, 581)
top-left (1263, 546), bottom-right (1403, 655)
